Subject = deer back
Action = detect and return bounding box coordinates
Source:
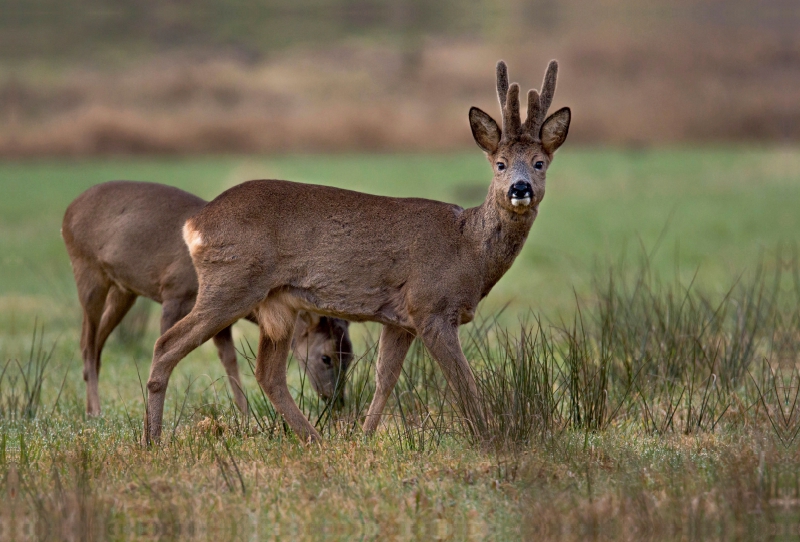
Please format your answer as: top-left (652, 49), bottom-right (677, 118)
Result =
top-left (63, 181), bottom-right (204, 303)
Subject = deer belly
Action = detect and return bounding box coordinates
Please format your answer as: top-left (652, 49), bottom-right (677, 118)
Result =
top-left (283, 283), bottom-right (413, 328)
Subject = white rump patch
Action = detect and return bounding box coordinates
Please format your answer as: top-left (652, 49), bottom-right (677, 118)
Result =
top-left (182, 222), bottom-right (204, 255)
top-left (511, 197), bottom-right (532, 207)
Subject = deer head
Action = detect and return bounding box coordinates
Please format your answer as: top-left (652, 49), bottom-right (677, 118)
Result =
top-left (469, 60), bottom-right (570, 215)
top-left (292, 312), bottom-right (353, 406)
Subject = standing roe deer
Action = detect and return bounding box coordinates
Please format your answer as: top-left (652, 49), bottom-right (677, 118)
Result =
top-left (62, 181), bottom-right (353, 416)
top-left (144, 60), bottom-right (570, 443)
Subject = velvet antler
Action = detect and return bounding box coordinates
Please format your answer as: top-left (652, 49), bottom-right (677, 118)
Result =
top-left (524, 60), bottom-right (559, 138)
top-left (496, 60), bottom-right (559, 142)
top-left (496, 60), bottom-right (522, 141)
top-left (496, 60), bottom-right (509, 109)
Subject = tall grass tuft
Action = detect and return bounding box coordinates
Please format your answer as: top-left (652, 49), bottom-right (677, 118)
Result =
top-left (593, 257), bottom-right (776, 434)
top-left (1, 321), bottom-right (62, 420)
top-left (470, 318), bottom-right (563, 447)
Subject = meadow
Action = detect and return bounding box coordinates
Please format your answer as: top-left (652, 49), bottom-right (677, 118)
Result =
top-left (1, 147), bottom-right (799, 540)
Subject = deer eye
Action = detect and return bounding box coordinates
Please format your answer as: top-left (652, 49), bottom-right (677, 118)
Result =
top-left (534, 161), bottom-right (544, 170)
top-left (496, 162), bottom-right (506, 171)
top-left (322, 355), bottom-right (332, 366)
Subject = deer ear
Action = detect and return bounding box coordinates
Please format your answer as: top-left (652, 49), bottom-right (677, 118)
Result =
top-left (540, 107), bottom-right (570, 154)
top-left (331, 318), bottom-right (349, 335)
top-left (469, 107), bottom-right (501, 154)
top-left (296, 311), bottom-right (317, 335)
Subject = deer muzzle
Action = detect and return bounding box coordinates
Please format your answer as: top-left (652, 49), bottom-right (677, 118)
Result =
top-left (508, 180), bottom-right (533, 207)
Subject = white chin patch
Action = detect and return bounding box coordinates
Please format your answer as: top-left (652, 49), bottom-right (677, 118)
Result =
top-left (511, 197), bottom-right (531, 207)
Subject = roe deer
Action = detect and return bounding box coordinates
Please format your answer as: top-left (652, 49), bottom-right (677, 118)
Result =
top-left (144, 60), bottom-right (570, 443)
top-left (62, 181), bottom-right (353, 416)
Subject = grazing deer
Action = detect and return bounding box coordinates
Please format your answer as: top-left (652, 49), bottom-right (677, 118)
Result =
top-left (144, 60), bottom-right (570, 443)
top-left (61, 181), bottom-right (353, 416)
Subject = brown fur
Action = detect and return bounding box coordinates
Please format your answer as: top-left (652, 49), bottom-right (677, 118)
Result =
top-left (61, 181), bottom-right (352, 416)
top-left (143, 60), bottom-right (571, 443)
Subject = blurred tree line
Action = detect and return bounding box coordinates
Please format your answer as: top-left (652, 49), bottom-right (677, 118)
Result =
top-left (5, 0), bottom-right (515, 62)
top-left (2, 0), bottom-right (799, 153)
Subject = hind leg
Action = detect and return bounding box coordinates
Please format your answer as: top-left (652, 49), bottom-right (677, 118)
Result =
top-left (94, 286), bottom-right (137, 378)
top-left (160, 296), bottom-right (248, 413)
top-left (146, 287), bottom-right (262, 443)
top-left (213, 326), bottom-right (248, 414)
top-left (74, 263), bottom-right (111, 417)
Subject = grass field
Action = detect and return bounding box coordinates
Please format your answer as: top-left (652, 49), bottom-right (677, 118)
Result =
top-left (1, 147), bottom-right (799, 539)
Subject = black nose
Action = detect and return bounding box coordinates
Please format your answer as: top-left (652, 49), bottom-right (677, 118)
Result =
top-left (508, 181), bottom-right (533, 199)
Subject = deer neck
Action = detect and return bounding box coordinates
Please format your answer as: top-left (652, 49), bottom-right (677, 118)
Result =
top-left (461, 192), bottom-right (536, 298)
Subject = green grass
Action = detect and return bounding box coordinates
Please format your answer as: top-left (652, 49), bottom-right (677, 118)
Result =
top-left (1, 147), bottom-right (799, 539)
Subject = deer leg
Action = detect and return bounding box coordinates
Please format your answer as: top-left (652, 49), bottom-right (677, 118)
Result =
top-left (363, 325), bottom-right (415, 435)
top-left (161, 296), bottom-right (248, 414)
top-left (75, 264), bottom-right (110, 417)
top-left (253, 302), bottom-right (321, 443)
top-left (94, 286), bottom-right (137, 376)
top-left (80, 310), bottom-right (103, 417)
top-left (417, 318), bottom-right (486, 437)
top-left (146, 294), bottom-right (251, 443)
top-left (212, 326), bottom-right (248, 414)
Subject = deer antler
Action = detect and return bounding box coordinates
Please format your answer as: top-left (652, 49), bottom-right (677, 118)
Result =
top-left (524, 60), bottom-right (559, 138)
top-left (497, 60), bottom-right (558, 141)
top-left (496, 60), bottom-right (522, 141)
top-left (496, 60), bottom-right (509, 109)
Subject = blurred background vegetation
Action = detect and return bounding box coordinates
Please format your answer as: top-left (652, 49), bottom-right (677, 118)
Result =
top-left (4, 0), bottom-right (800, 155)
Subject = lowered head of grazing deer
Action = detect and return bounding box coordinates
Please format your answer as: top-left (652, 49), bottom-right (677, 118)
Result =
top-left (144, 60), bottom-right (570, 444)
top-left (293, 313), bottom-right (352, 406)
